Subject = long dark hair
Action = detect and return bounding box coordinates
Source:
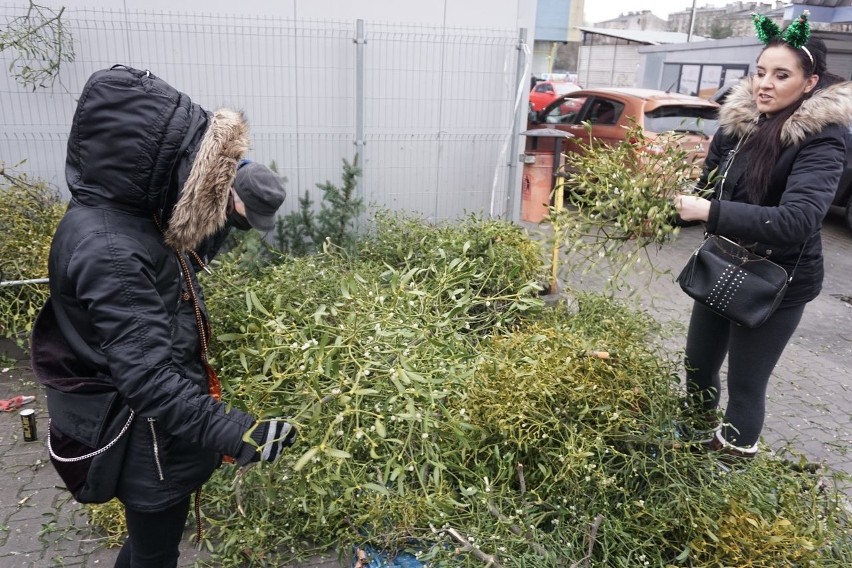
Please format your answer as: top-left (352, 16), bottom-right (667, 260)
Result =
top-left (741, 37), bottom-right (839, 203)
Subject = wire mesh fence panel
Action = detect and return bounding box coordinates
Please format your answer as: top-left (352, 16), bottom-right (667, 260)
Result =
top-left (0, 4), bottom-right (525, 220)
top-left (362, 23), bottom-right (520, 220)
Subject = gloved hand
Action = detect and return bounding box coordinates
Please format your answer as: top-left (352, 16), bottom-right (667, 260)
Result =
top-left (247, 419), bottom-right (297, 463)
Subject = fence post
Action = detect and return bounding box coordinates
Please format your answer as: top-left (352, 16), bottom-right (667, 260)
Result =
top-left (354, 19), bottom-right (366, 207)
top-left (507, 28), bottom-right (528, 223)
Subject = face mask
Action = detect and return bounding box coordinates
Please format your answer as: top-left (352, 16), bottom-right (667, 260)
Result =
top-left (227, 208), bottom-right (252, 231)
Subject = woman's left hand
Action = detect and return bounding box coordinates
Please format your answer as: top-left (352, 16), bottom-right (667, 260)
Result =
top-left (675, 194), bottom-right (711, 222)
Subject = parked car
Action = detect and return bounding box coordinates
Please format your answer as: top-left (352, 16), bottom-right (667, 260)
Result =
top-left (528, 80), bottom-right (582, 112)
top-left (709, 83), bottom-right (735, 106)
top-left (526, 87), bottom-right (720, 177)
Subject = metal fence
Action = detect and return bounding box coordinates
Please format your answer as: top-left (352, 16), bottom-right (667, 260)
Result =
top-left (0, 5), bottom-right (529, 221)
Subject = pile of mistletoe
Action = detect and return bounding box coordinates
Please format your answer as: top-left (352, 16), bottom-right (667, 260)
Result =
top-left (174, 213), bottom-right (851, 567)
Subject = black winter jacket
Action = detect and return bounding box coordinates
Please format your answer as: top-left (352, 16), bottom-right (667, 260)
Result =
top-left (34, 66), bottom-right (260, 511)
top-left (699, 78), bottom-right (852, 307)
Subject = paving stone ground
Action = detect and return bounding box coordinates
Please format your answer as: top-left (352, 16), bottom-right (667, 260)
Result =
top-left (1, 212), bottom-right (849, 567)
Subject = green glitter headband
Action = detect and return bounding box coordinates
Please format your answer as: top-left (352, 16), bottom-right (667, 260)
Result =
top-left (752, 11), bottom-right (813, 65)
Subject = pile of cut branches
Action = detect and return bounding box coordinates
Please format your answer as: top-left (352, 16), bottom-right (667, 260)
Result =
top-left (174, 214), bottom-right (852, 567)
top-left (0, 165), bottom-right (64, 349)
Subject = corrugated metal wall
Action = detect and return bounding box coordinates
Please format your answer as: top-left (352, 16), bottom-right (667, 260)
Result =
top-left (827, 51), bottom-right (852, 80)
top-left (577, 44), bottom-right (641, 88)
top-left (0, 5), bottom-right (529, 221)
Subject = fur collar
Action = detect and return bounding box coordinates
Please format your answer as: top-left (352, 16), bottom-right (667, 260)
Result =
top-left (164, 109), bottom-right (249, 251)
top-left (720, 77), bottom-right (852, 146)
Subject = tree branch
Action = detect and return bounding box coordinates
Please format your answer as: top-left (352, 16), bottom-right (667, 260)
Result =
top-left (447, 527), bottom-right (503, 567)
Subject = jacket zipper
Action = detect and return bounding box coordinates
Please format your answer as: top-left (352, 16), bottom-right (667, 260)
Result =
top-left (147, 417), bottom-right (165, 481)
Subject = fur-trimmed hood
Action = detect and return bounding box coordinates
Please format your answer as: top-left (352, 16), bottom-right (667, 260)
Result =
top-left (719, 76), bottom-right (852, 146)
top-left (66, 66), bottom-right (249, 252)
top-left (163, 109), bottom-right (248, 250)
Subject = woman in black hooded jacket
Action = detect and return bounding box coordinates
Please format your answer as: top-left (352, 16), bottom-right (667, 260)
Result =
top-left (31, 66), bottom-right (295, 567)
top-left (675, 33), bottom-right (852, 457)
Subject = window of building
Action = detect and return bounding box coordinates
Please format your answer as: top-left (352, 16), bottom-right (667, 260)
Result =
top-left (662, 62), bottom-right (749, 98)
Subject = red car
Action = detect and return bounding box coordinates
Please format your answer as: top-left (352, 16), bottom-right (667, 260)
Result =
top-left (528, 80), bottom-right (582, 112)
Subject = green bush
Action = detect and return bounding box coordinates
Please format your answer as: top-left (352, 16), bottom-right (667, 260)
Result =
top-left (0, 167), bottom-right (64, 349)
top-left (359, 212), bottom-right (546, 299)
top-left (276, 155), bottom-right (364, 256)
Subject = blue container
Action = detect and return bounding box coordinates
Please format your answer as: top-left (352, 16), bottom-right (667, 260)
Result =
top-left (352, 545), bottom-right (425, 568)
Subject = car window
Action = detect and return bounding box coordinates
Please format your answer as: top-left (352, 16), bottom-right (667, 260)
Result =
top-left (644, 105), bottom-right (720, 137)
top-left (535, 84), bottom-right (552, 93)
top-left (543, 96), bottom-right (588, 124)
top-left (587, 99), bottom-right (624, 125)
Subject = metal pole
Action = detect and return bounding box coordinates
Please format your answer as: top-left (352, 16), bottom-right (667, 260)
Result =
top-left (610, 42), bottom-right (618, 87)
top-left (548, 41), bottom-right (558, 74)
top-left (687, 0), bottom-right (698, 42)
top-left (0, 278), bottom-right (49, 287)
top-left (354, 19), bottom-right (366, 204)
top-left (507, 28), bottom-right (528, 223)
top-left (549, 138), bottom-right (564, 294)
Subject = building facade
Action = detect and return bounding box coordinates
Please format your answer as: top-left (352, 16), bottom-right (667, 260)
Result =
top-left (577, 29), bottom-right (702, 89)
top-left (668, 1), bottom-right (852, 38)
top-left (591, 10), bottom-right (668, 32)
top-left (531, 0), bottom-right (585, 77)
top-left (638, 30), bottom-right (852, 97)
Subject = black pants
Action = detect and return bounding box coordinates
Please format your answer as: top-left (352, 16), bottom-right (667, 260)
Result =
top-left (684, 301), bottom-right (805, 448)
top-left (114, 496), bottom-right (191, 568)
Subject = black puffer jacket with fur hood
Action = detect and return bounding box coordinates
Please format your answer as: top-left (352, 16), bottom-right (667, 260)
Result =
top-left (699, 77), bottom-right (852, 307)
top-left (36, 66), bottom-right (262, 511)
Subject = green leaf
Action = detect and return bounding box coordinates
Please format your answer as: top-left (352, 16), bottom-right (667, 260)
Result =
top-left (323, 447), bottom-right (351, 459)
top-left (312, 304), bottom-right (327, 324)
top-left (374, 418), bottom-right (386, 438)
top-left (248, 291), bottom-right (269, 315)
top-left (293, 447), bottom-right (319, 471)
top-left (262, 352), bottom-right (276, 375)
top-left (362, 482), bottom-right (389, 496)
top-left (216, 333), bottom-right (244, 342)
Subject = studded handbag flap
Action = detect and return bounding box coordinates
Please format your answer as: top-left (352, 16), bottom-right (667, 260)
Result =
top-left (677, 234), bottom-right (790, 328)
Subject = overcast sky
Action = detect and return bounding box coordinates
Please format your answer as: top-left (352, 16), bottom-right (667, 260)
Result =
top-left (583, 0), bottom-right (738, 25)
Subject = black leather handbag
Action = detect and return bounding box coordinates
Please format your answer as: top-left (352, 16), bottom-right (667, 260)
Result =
top-left (677, 234), bottom-right (792, 328)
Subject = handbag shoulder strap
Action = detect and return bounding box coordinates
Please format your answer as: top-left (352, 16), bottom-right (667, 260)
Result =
top-left (786, 240), bottom-right (809, 282)
top-left (716, 127), bottom-right (754, 201)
